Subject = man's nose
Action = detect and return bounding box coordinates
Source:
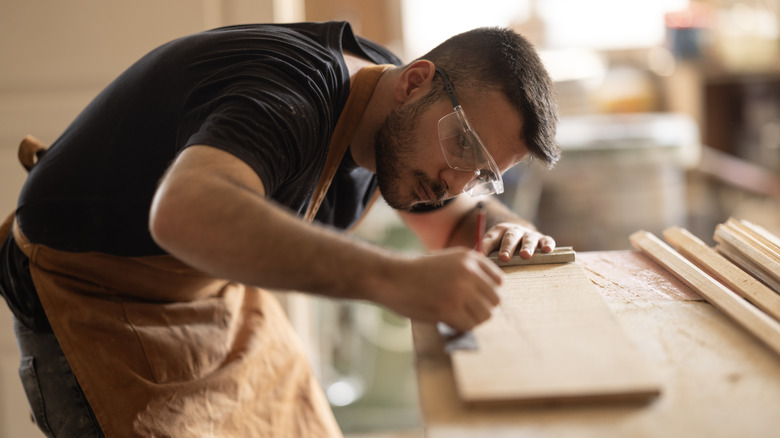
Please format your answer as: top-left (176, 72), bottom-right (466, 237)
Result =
top-left (444, 168), bottom-right (480, 195)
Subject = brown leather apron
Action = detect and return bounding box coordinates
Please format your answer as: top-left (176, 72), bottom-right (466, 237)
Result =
top-left (2, 64), bottom-right (391, 438)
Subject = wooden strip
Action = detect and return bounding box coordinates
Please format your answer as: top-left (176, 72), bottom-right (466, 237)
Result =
top-left (715, 223), bottom-right (780, 293)
top-left (716, 242), bottom-right (780, 293)
top-left (724, 219), bottom-right (780, 265)
top-left (630, 230), bottom-right (780, 357)
top-left (728, 218), bottom-right (780, 262)
top-left (488, 246), bottom-right (575, 267)
top-left (663, 227), bottom-right (780, 323)
top-left (744, 220), bottom-right (780, 253)
top-left (449, 261), bottom-right (660, 406)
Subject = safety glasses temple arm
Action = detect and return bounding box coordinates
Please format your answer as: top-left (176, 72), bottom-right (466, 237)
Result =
top-left (435, 68), bottom-right (460, 108)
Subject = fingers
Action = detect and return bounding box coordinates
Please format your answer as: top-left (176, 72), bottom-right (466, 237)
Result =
top-left (517, 232), bottom-right (541, 259)
top-left (486, 223), bottom-right (556, 261)
top-left (475, 256), bottom-right (503, 305)
top-left (467, 299), bottom-right (493, 324)
top-left (456, 255), bottom-right (503, 330)
top-left (447, 316), bottom-right (479, 334)
top-left (444, 252), bottom-right (503, 332)
top-left (478, 228), bottom-right (502, 256)
top-left (539, 235), bottom-right (556, 253)
top-left (447, 294), bottom-right (496, 332)
top-left (517, 233), bottom-right (557, 258)
top-left (495, 229), bottom-right (523, 260)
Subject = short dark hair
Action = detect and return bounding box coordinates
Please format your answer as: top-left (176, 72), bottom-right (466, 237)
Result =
top-left (414, 27), bottom-right (560, 168)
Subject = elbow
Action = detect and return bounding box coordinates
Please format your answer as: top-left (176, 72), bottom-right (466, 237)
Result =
top-left (148, 187), bottom-right (185, 254)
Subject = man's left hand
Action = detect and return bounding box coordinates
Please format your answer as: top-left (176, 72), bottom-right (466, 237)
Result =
top-left (479, 222), bottom-right (556, 262)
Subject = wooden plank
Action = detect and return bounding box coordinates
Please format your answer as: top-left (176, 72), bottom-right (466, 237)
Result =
top-left (663, 227), bottom-right (780, 323)
top-left (630, 230), bottom-right (780, 357)
top-left (449, 261), bottom-right (661, 406)
top-left (488, 246), bottom-right (575, 267)
top-left (577, 250), bottom-right (701, 302)
top-left (413, 250), bottom-right (780, 438)
top-left (715, 223), bottom-right (780, 293)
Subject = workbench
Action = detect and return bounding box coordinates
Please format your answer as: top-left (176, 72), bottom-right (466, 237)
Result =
top-left (412, 250), bottom-right (780, 438)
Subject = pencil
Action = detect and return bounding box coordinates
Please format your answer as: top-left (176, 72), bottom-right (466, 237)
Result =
top-left (475, 201), bottom-right (486, 253)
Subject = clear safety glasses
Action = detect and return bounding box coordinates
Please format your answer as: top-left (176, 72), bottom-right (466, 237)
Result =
top-left (436, 68), bottom-right (504, 196)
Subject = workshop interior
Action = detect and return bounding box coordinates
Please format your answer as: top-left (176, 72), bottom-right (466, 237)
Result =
top-left (1, 0), bottom-right (779, 437)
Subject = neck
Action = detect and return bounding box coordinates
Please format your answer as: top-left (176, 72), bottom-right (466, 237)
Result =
top-left (348, 67), bottom-right (399, 173)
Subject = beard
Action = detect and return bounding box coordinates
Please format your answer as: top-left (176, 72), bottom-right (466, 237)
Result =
top-left (374, 100), bottom-right (447, 210)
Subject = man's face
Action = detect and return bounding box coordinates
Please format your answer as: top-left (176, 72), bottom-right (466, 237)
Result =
top-left (374, 94), bottom-right (445, 210)
top-left (374, 88), bottom-right (527, 211)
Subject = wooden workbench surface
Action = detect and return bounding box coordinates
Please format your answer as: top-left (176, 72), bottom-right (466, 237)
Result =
top-left (412, 250), bottom-right (780, 438)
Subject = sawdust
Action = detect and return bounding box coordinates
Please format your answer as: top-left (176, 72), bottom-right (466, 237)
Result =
top-left (578, 251), bottom-right (702, 303)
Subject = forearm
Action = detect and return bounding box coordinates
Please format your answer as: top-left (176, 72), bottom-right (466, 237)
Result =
top-left (149, 154), bottom-right (404, 302)
top-left (187, 203), bottom-right (389, 294)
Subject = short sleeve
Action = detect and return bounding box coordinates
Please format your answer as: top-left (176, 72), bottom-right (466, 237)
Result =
top-left (180, 62), bottom-right (340, 197)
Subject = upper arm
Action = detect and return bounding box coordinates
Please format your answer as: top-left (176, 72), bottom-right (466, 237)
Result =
top-left (397, 195), bottom-right (479, 250)
top-left (161, 144), bottom-right (266, 196)
top-left (149, 145), bottom-right (266, 243)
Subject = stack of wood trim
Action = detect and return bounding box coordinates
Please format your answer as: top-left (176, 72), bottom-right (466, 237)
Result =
top-left (715, 219), bottom-right (780, 292)
top-left (630, 218), bottom-right (780, 357)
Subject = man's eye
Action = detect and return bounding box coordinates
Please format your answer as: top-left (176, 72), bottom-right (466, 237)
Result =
top-left (479, 168), bottom-right (496, 181)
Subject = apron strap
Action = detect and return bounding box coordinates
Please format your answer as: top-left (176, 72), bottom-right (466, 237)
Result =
top-left (303, 64), bottom-right (392, 223)
top-left (1, 135), bottom-right (49, 240)
top-left (18, 134), bottom-right (48, 172)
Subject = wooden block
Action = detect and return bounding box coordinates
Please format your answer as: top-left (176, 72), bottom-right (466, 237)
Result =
top-left (715, 223), bottom-right (780, 293)
top-left (663, 227), bottom-right (780, 323)
top-left (488, 246), bottom-right (575, 267)
top-left (449, 261), bottom-right (661, 406)
top-left (630, 230), bottom-right (780, 357)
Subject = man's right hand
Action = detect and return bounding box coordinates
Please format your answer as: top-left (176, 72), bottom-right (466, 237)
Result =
top-left (373, 248), bottom-right (503, 332)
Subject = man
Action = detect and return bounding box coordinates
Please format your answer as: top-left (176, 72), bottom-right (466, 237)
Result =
top-left (0, 21), bottom-right (558, 437)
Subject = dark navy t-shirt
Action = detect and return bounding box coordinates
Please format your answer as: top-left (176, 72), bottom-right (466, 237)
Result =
top-left (15, 21), bottom-right (401, 257)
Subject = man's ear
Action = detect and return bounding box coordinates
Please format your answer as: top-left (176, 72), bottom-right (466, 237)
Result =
top-left (394, 60), bottom-right (436, 104)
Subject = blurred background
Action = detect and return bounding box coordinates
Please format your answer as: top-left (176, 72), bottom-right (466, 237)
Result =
top-left (1, 0), bottom-right (779, 436)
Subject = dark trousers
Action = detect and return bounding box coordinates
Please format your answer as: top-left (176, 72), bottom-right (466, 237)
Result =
top-left (13, 316), bottom-right (105, 437)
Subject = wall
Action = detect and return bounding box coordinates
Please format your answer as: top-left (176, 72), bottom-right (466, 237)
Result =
top-left (305, 0), bottom-right (403, 54)
top-left (0, 1), bottom-right (295, 435)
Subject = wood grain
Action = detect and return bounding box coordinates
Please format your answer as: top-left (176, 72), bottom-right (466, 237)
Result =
top-left (449, 261), bottom-right (661, 405)
top-left (663, 226), bottom-right (780, 323)
top-left (726, 218), bottom-right (780, 263)
top-left (630, 230), bottom-right (780, 357)
top-left (714, 221), bottom-right (780, 293)
top-left (577, 250), bottom-right (701, 302)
